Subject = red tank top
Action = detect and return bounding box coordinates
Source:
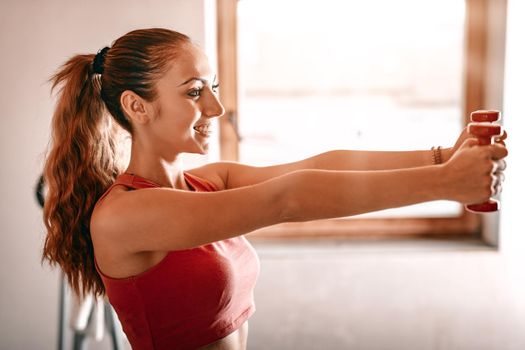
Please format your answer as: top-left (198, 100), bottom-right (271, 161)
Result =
top-left (94, 172), bottom-right (260, 350)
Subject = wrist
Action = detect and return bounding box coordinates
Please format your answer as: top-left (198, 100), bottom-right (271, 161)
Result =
top-left (430, 146), bottom-right (453, 165)
top-left (441, 147), bottom-right (453, 163)
top-left (430, 146), bottom-right (443, 165)
top-left (432, 163), bottom-right (451, 201)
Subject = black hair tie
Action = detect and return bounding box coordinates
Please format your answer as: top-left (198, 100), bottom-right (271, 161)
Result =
top-left (92, 46), bottom-right (110, 74)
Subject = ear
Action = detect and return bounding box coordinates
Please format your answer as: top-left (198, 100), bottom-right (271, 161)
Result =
top-left (120, 90), bottom-right (152, 124)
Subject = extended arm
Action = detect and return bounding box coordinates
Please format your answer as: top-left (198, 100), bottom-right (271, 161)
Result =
top-left (200, 148), bottom-right (453, 189)
top-left (201, 126), bottom-right (507, 189)
top-left (93, 164), bottom-right (445, 253)
top-left (292, 148), bottom-right (452, 171)
top-left (91, 140), bottom-right (507, 253)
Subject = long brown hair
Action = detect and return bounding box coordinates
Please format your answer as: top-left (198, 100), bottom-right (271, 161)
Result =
top-left (42, 28), bottom-right (191, 296)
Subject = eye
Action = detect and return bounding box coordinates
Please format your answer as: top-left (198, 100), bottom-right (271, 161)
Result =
top-left (187, 88), bottom-right (202, 98)
top-left (212, 84), bottom-right (220, 93)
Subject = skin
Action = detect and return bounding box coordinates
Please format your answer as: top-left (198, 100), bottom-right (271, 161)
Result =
top-left (90, 43), bottom-right (508, 349)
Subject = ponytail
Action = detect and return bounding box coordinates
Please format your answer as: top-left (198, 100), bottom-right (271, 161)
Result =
top-left (42, 28), bottom-right (192, 297)
top-left (42, 54), bottom-right (122, 296)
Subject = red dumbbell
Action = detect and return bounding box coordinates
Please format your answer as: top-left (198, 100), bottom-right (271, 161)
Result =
top-left (465, 110), bottom-right (503, 213)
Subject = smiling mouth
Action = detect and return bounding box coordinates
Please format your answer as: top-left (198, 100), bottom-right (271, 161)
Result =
top-left (193, 124), bottom-right (211, 137)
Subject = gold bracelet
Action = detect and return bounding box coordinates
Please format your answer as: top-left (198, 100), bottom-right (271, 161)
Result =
top-left (431, 146), bottom-right (442, 165)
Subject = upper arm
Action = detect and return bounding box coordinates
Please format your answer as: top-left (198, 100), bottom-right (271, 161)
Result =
top-left (90, 178), bottom-right (289, 253)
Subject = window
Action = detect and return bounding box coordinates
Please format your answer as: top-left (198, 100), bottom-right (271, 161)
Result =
top-left (216, 0), bottom-right (504, 240)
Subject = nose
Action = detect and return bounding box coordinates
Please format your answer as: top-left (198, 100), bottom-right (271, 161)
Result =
top-left (203, 87), bottom-right (225, 119)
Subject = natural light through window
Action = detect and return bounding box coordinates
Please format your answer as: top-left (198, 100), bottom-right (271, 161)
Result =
top-left (237, 0), bottom-right (465, 218)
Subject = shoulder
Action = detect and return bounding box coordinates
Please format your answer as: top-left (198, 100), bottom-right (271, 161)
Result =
top-left (90, 184), bottom-right (130, 241)
top-left (90, 186), bottom-right (165, 277)
top-left (89, 165), bottom-right (224, 242)
top-left (90, 183), bottom-right (173, 253)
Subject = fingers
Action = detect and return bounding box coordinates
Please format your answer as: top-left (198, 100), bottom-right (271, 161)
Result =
top-left (460, 138), bottom-right (479, 149)
top-left (495, 130), bottom-right (507, 142)
top-left (494, 130), bottom-right (507, 147)
top-left (494, 159), bottom-right (506, 172)
top-left (491, 174), bottom-right (497, 196)
top-left (447, 134), bottom-right (507, 203)
top-left (490, 160), bottom-right (506, 196)
top-left (491, 172), bottom-right (504, 196)
top-left (488, 143), bottom-right (508, 160)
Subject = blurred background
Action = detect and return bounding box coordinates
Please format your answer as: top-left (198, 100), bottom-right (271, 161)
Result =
top-left (0, 0), bottom-right (523, 349)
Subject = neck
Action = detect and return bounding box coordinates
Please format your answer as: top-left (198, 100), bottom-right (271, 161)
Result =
top-left (125, 152), bottom-right (189, 190)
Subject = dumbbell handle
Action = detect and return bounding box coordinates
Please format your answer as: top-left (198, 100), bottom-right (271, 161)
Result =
top-left (467, 123), bottom-right (502, 145)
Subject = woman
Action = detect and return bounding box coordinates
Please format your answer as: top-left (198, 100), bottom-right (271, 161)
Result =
top-left (42, 28), bottom-right (507, 350)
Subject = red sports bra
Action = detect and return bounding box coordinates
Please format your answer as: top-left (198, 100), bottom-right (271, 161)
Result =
top-left (94, 172), bottom-right (260, 350)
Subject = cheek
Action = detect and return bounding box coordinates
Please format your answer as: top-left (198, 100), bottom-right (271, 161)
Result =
top-left (177, 102), bottom-right (201, 127)
top-left (159, 100), bottom-right (198, 127)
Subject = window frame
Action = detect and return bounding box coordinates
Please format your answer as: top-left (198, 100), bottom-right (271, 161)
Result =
top-left (216, 0), bottom-right (506, 242)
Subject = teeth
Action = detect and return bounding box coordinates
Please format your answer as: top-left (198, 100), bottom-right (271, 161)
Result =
top-left (193, 124), bottom-right (211, 136)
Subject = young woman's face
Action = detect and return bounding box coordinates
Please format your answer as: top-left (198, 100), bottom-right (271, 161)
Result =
top-left (147, 44), bottom-right (224, 157)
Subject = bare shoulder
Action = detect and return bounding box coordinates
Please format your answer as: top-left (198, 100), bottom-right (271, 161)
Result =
top-left (89, 165), bottom-right (289, 254)
top-left (90, 185), bottom-right (131, 248)
top-left (90, 186), bottom-right (169, 278)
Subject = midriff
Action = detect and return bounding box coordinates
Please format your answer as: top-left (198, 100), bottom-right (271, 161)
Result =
top-left (197, 321), bottom-right (249, 350)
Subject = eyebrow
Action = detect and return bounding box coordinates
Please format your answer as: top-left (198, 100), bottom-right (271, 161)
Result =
top-left (178, 75), bottom-right (217, 87)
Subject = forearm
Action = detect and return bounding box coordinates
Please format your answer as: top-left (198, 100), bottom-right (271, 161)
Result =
top-left (281, 166), bottom-right (446, 221)
top-left (308, 148), bottom-right (453, 171)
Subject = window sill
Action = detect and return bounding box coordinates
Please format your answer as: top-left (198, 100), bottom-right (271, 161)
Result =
top-left (249, 236), bottom-right (496, 259)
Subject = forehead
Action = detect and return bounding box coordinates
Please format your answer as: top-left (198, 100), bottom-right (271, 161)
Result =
top-left (162, 44), bottom-right (214, 85)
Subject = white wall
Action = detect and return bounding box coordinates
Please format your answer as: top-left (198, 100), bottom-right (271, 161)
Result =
top-left (0, 1), bottom-right (213, 349)
top-left (499, 0), bottom-right (525, 325)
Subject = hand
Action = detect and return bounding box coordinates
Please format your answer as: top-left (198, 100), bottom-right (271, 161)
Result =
top-left (442, 138), bottom-right (508, 204)
top-left (492, 158), bottom-right (507, 195)
top-left (445, 126), bottom-right (508, 162)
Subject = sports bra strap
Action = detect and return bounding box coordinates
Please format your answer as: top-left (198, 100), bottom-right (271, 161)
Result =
top-left (183, 172), bottom-right (218, 192)
top-left (114, 173), bottom-right (161, 189)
